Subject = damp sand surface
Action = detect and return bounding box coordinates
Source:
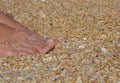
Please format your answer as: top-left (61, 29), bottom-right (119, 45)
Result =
top-left (0, 0), bottom-right (120, 83)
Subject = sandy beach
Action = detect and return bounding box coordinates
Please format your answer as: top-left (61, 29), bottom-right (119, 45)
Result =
top-left (0, 0), bottom-right (120, 83)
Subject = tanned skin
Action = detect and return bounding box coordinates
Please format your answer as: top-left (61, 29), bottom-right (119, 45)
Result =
top-left (0, 11), bottom-right (63, 57)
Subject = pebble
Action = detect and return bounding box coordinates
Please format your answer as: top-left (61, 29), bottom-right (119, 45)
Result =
top-left (101, 34), bottom-right (106, 39)
top-left (83, 37), bottom-right (87, 40)
top-left (52, 75), bottom-right (60, 81)
top-left (75, 76), bottom-right (83, 83)
top-left (41, 0), bottom-right (45, 1)
top-left (5, 77), bottom-right (10, 80)
top-left (101, 48), bottom-right (107, 53)
top-left (78, 45), bottom-right (85, 49)
top-left (49, 66), bottom-right (58, 71)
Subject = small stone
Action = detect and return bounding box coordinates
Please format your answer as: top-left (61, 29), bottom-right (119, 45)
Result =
top-left (101, 34), bottom-right (106, 39)
top-left (52, 75), bottom-right (60, 81)
top-left (5, 77), bottom-right (10, 80)
top-left (83, 37), bottom-right (87, 40)
top-left (49, 66), bottom-right (58, 71)
top-left (78, 45), bottom-right (85, 49)
top-left (75, 76), bottom-right (83, 83)
top-left (101, 48), bottom-right (107, 53)
top-left (41, 0), bottom-right (45, 1)
top-left (17, 77), bottom-right (24, 81)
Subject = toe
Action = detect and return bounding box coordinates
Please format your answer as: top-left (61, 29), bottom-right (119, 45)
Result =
top-left (46, 39), bottom-right (55, 48)
top-left (28, 38), bottom-right (56, 53)
top-left (46, 37), bottom-right (64, 47)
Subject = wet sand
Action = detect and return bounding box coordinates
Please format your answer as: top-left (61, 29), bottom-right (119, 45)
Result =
top-left (0, 0), bottom-right (120, 83)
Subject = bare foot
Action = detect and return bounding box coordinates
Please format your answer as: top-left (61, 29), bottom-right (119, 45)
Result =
top-left (0, 23), bottom-right (63, 57)
top-left (0, 11), bottom-right (64, 57)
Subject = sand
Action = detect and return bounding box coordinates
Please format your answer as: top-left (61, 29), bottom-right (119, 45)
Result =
top-left (0, 0), bottom-right (120, 83)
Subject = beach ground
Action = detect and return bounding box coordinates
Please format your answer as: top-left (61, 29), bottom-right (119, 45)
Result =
top-left (0, 0), bottom-right (120, 83)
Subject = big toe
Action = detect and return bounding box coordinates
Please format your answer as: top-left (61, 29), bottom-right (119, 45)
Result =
top-left (46, 39), bottom-right (55, 48)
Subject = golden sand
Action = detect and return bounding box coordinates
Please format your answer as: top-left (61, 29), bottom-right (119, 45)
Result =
top-left (0, 0), bottom-right (120, 83)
